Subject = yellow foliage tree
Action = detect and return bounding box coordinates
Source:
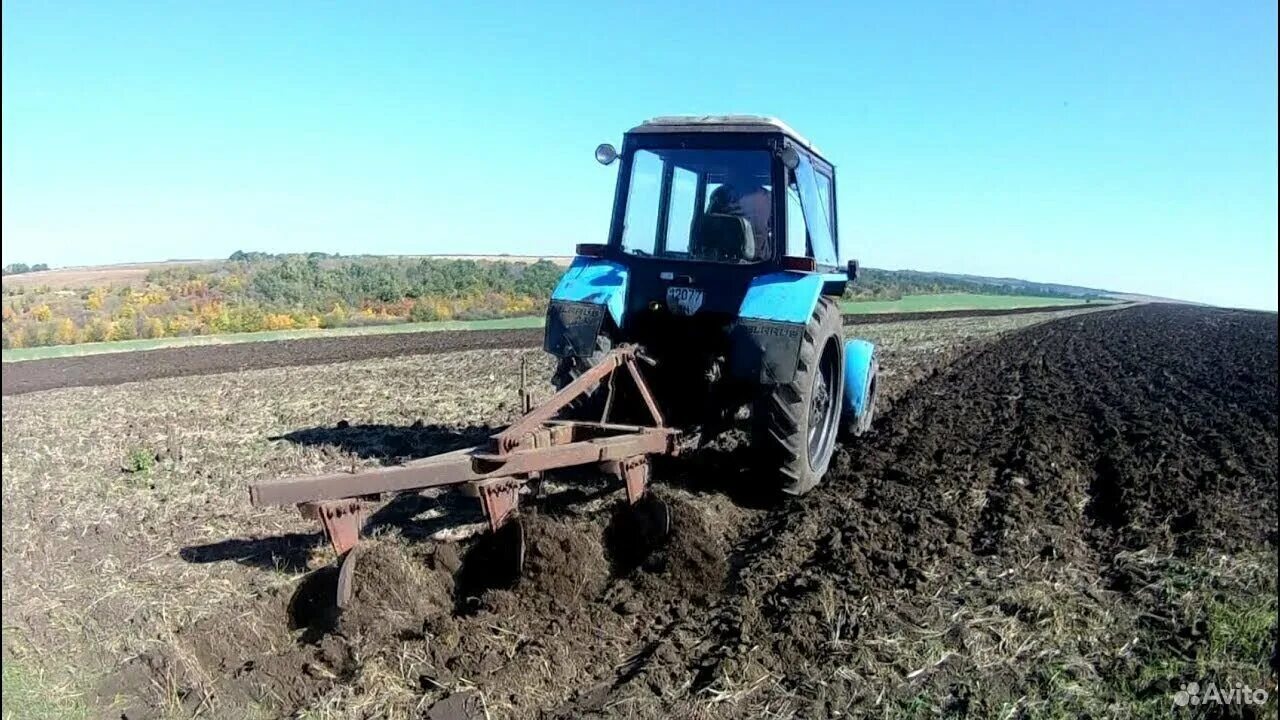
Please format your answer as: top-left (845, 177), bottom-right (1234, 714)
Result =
top-left (142, 317), bottom-right (166, 339)
top-left (53, 318), bottom-right (78, 345)
top-left (321, 303), bottom-right (347, 328)
top-left (196, 301), bottom-right (229, 332)
top-left (85, 288), bottom-right (107, 310)
top-left (4, 326), bottom-right (26, 349)
top-left (503, 295), bottom-right (535, 314)
top-left (84, 318), bottom-right (112, 343)
top-left (264, 313), bottom-right (296, 330)
top-left (139, 289), bottom-right (169, 306)
top-left (32, 304), bottom-right (51, 321)
top-left (166, 315), bottom-right (194, 336)
top-left (110, 319), bottom-right (138, 341)
top-left (196, 300), bottom-right (219, 321)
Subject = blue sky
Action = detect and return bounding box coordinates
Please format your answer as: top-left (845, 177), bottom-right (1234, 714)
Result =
top-left (2, 2), bottom-right (1276, 309)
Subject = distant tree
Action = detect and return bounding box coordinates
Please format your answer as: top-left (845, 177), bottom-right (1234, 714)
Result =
top-left (142, 317), bottom-right (166, 339)
top-left (112, 318), bottom-right (138, 341)
top-left (84, 318), bottom-right (112, 343)
top-left (53, 318), bottom-right (78, 345)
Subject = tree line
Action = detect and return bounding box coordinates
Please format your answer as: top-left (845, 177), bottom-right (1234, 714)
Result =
top-left (2, 255), bottom-right (563, 348)
top-left (1, 252), bottom-right (1094, 349)
top-left (2, 263), bottom-right (50, 275)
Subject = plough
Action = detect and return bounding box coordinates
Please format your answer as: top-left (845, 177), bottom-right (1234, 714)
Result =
top-left (250, 345), bottom-right (678, 609)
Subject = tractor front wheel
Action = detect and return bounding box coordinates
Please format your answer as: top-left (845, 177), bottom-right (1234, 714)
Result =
top-left (751, 297), bottom-right (845, 495)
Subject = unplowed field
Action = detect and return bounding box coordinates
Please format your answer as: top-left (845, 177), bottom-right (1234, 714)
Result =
top-left (2, 304), bottom-right (1275, 719)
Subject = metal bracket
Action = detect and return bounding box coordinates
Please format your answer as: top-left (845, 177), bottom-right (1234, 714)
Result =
top-left (473, 477), bottom-right (524, 532)
top-left (492, 345), bottom-right (664, 455)
top-left (299, 498), bottom-right (366, 555)
top-left (604, 455), bottom-right (650, 505)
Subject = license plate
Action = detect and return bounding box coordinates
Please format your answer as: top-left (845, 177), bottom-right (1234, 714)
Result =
top-left (666, 287), bottom-right (704, 316)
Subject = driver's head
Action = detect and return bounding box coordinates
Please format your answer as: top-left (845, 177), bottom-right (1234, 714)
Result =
top-left (707, 184), bottom-right (741, 214)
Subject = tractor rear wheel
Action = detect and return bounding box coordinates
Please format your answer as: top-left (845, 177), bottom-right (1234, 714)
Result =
top-left (751, 297), bottom-right (845, 495)
top-left (551, 331), bottom-right (612, 420)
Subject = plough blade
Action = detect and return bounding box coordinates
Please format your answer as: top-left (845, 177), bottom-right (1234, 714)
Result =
top-left (632, 493), bottom-right (672, 545)
top-left (336, 547), bottom-right (360, 609)
top-left (474, 518), bottom-right (528, 590)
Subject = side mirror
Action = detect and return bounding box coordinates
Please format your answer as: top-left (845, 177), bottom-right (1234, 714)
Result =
top-left (847, 259), bottom-right (860, 282)
top-left (595, 143), bottom-right (618, 165)
top-left (779, 146), bottom-right (800, 170)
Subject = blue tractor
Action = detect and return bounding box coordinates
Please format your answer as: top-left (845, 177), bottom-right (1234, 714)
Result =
top-left (545, 116), bottom-right (879, 494)
top-left (249, 117), bottom-right (881, 601)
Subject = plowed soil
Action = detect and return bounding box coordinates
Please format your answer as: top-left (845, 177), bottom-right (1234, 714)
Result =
top-left (75, 303), bottom-right (1277, 719)
top-left (0, 303), bottom-right (1114, 396)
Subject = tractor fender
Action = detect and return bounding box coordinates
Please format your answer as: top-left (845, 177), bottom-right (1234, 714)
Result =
top-left (545, 258), bottom-right (628, 358)
top-left (738, 271), bottom-right (845, 323)
top-left (729, 271), bottom-right (847, 384)
top-left (550, 257), bottom-right (628, 325)
top-left (842, 338), bottom-right (877, 429)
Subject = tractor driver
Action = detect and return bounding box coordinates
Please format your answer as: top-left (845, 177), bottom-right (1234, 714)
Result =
top-left (705, 181), bottom-right (772, 260)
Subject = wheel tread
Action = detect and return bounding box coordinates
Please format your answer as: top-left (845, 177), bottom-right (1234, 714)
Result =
top-left (751, 297), bottom-right (844, 495)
